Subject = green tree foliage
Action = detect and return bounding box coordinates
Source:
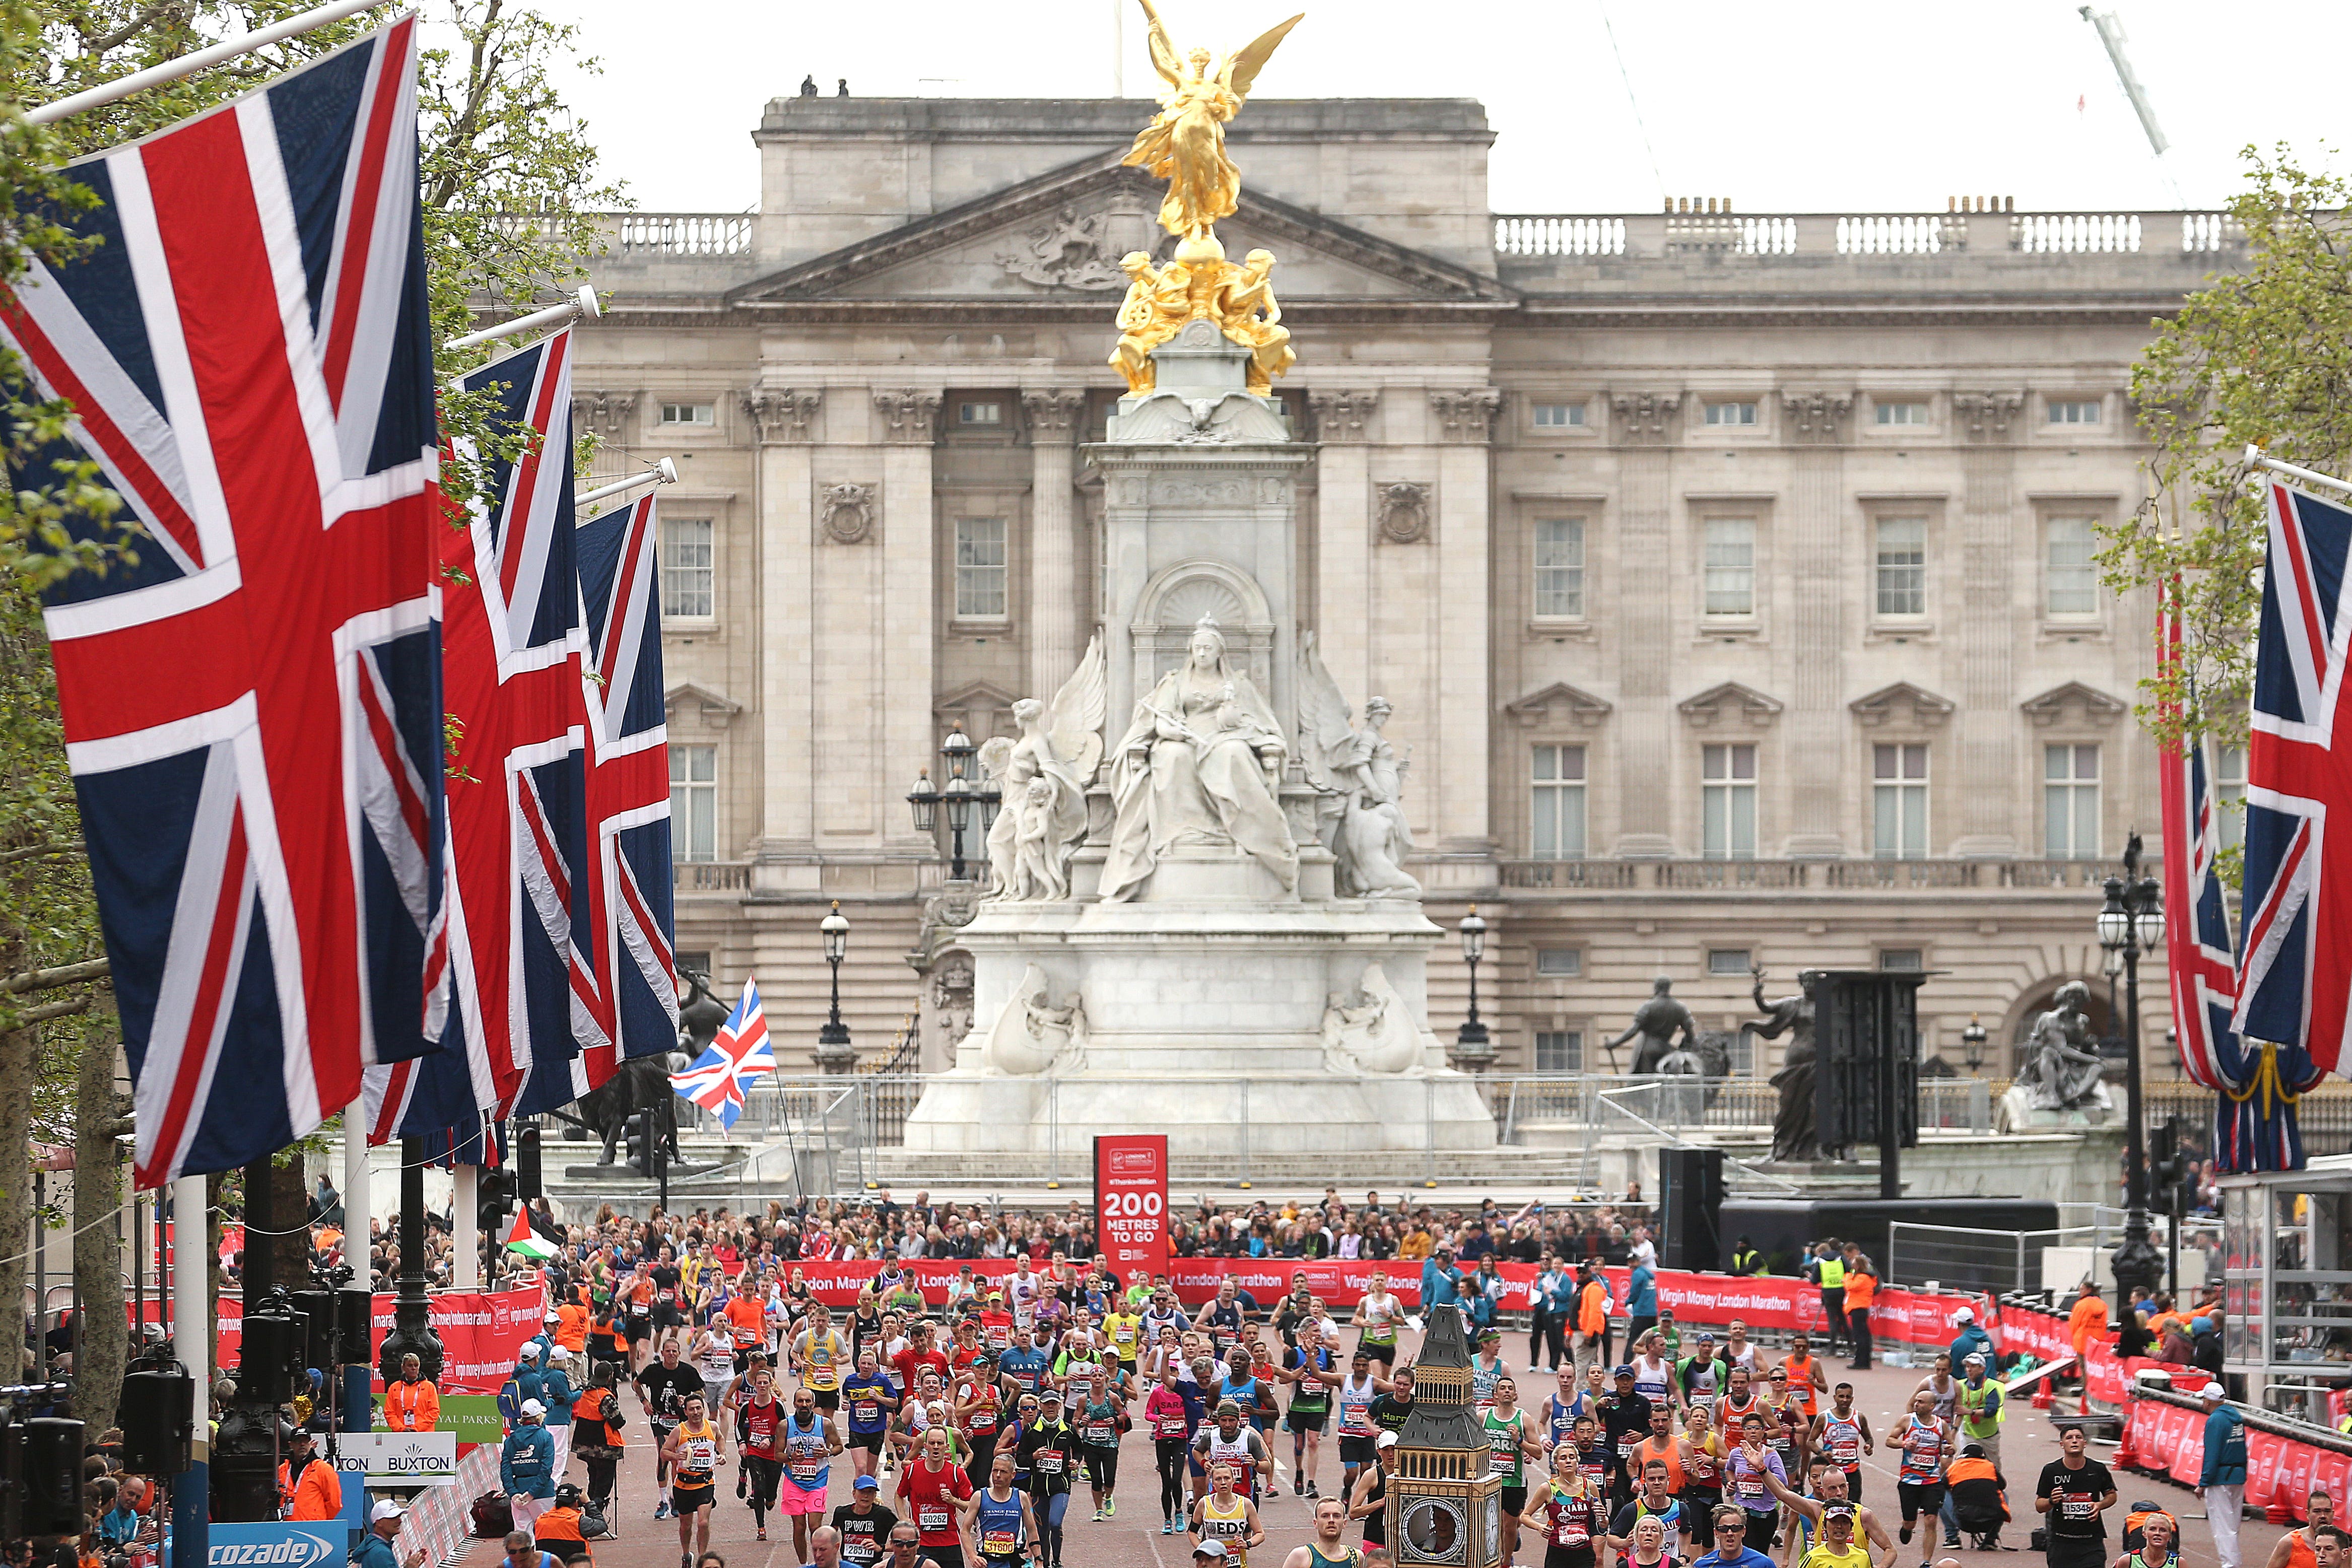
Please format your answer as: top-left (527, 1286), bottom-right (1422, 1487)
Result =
top-left (2105, 148), bottom-right (2352, 765)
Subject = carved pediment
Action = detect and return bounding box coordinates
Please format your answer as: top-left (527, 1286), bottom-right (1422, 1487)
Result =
top-left (665, 681), bottom-right (743, 724)
top-left (1677, 681), bottom-right (1783, 728)
top-left (1504, 683), bottom-right (1612, 729)
top-left (935, 681), bottom-right (1022, 741)
top-left (2021, 680), bottom-right (2128, 727)
top-left (1849, 680), bottom-right (1956, 728)
top-left (728, 156), bottom-right (1510, 307)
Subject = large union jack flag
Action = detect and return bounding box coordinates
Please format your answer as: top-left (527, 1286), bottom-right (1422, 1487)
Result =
top-left (3, 20), bottom-right (446, 1187)
top-left (2159, 592), bottom-right (2243, 1093)
top-left (367, 328), bottom-right (590, 1145)
top-left (2236, 478), bottom-right (2352, 1084)
top-left (571, 490), bottom-right (679, 1089)
top-left (671, 979), bottom-right (772, 1130)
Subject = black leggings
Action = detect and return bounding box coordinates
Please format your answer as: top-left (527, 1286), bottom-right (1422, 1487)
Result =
top-left (742, 1456), bottom-right (781, 1524)
top-left (582, 1450), bottom-right (619, 1510)
top-left (1086, 1443), bottom-right (1119, 1491)
top-left (1156, 1438), bottom-right (1188, 1520)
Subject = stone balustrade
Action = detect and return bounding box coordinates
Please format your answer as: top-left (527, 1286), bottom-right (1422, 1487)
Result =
top-left (1495, 856), bottom-right (2145, 891)
top-left (1494, 209), bottom-right (2241, 258)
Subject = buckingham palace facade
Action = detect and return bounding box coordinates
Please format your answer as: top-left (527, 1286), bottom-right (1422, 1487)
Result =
top-left (568, 93), bottom-right (2236, 1080)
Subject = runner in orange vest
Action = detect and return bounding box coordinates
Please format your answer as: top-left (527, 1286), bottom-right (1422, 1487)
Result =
top-left (1780, 1333), bottom-right (1828, 1418)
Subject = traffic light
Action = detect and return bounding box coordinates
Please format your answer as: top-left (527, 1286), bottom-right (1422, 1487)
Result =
top-left (477, 1165), bottom-right (516, 1235)
top-left (2150, 1114), bottom-right (2193, 1211)
top-left (517, 1122), bottom-right (544, 1202)
top-left (17, 1417), bottom-right (87, 1536)
top-left (624, 1111), bottom-right (653, 1177)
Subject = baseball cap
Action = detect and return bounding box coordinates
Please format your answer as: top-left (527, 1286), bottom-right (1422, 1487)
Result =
top-left (1376, 1432), bottom-right (1399, 1449)
top-left (1823, 1504), bottom-right (1858, 1524)
top-left (1963, 1352), bottom-right (1986, 1367)
top-left (854, 1475), bottom-right (880, 1492)
top-left (370, 1501), bottom-right (407, 1524)
top-left (521, 1398), bottom-right (546, 1417)
top-left (1613, 1364), bottom-right (1635, 1377)
top-left (1040, 1390), bottom-right (1063, 1404)
top-left (548, 1346), bottom-right (571, 1361)
top-left (544, 1311), bottom-right (561, 1323)
top-left (1953, 1306), bottom-right (1974, 1322)
top-left (1193, 1544), bottom-right (1228, 1561)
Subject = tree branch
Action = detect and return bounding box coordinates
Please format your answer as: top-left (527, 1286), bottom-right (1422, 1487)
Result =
top-left (12, 996), bottom-right (91, 1026)
top-left (0, 841), bottom-right (83, 867)
top-left (2, 956), bottom-right (109, 994)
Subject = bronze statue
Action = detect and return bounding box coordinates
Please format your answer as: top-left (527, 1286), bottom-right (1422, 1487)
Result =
top-left (1603, 976), bottom-right (1698, 1075)
top-left (1748, 964), bottom-right (1821, 1162)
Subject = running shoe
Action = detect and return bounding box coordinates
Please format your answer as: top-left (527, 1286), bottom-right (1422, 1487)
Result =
top-left (1105, 1499), bottom-right (1116, 1518)
top-left (1900, 1526), bottom-right (1914, 1545)
top-left (1163, 1521), bottom-right (1176, 1536)
top-left (755, 1529), bottom-right (766, 1542)
top-left (1305, 1482), bottom-right (1319, 1499)
top-left (1293, 1477), bottom-right (1305, 1496)
top-left (654, 1502), bottom-right (671, 1521)
top-left (1092, 1509), bottom-right (1104, 1523)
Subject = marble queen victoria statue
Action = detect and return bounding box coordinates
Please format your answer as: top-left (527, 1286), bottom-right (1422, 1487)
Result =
top-left (1101, 617), bottom-right (1298, 901)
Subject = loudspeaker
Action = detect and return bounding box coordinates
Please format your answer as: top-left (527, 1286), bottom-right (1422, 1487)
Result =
top-left (1658, 1147), bottom-right (1724, 1271)
top-left (338, 1287), bottom-right (375, 1368)
top-left (118, 1367), bottom-right (194, 1475)
top-left (291, 1290), bottom-right (336, 1373)
top-left (19, 1417), bottom-right (86, 1536)
top-left (238, 1312), bottom-right (299, 1403)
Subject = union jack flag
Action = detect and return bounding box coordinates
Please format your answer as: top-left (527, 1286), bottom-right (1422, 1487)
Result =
top-left (2158, 591), bottom-right (2243, 1094)
top-left (671, 979), bottom-right (773, 1130)
top-left (3, 21), bottom-right (447, 1187)
top-left (367, 328), bottom-right (590, 1144)
top-left (2236, 478), bottom-right (2352, 1081)
top-left (570, 490), bottom-right (679, 1089)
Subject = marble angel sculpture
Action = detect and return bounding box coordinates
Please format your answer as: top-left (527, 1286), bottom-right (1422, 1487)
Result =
top-left (979, 637), bottom-right (1106, 902)
top-left (981, 964), bottom-right (1088, 1075)
top-left (1319, 964), bottom-right (1422, 1074)
top-left (1100, 616), bottom-right (1297, 902)
top-left (1296, 632), bottom-right (1420, 899)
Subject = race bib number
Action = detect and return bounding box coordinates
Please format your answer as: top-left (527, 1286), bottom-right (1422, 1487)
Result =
top-left (1617, 1434), bottom-right (1640, 1458)
top-left (1085, 1423), bottom-right (1115, 1446)
top-left (1341, 1408), bottom-right (1372, 1437)
top-left (1829, 1439), bottom-right (1859, 1463)
top-left (1489, 1443), bottom-right (1515, 1474)
top-left (789, 1459), bottom-right (825, 1485)
top-left (1036, 1450), bottom-right (1064, 1474)
top-left (981, 1531), bottom-right (1018, 1556)
top-left (1554, 1516), bottom-right (1589, 1549)
top-left (658, 1288), bottom-right (676, 1304)
top-left (2062, 1497), bottom-right (2094, 1521)
top-left (918, 1506), bottom-right (951, 1533)
top-left (855, 1400), bottom-right (881, 1424)
top-left (1737, 1475), bottom-right (1766, 1499)
top-left (1159, 1414), bottom-right (1190, 1438)
top-left (970, 1410), bottom-right (998, 1435)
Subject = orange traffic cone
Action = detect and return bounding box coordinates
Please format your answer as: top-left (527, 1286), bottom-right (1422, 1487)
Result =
top-left (2266, 1494), bottom-right (2292, 1525)
top-left (2113, 1410), bottom-right (2140, 1471)
top-left (2033, 1375), bottom-right (2053, 1409)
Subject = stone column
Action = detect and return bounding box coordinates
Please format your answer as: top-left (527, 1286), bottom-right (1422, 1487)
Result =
top-left (1610, 393), bottom-right (1681, 857)
top-left (743, 388), bottom-right (823, 859)
top-left (1022, 389), bottom-right (1089, 697)
top-left (1429, 388), bottom-right (1501, 853)
top-left (1952, 392), bottom-right (2024, 857)
top-left (876, 389), bottom-right (943, 848)
top-left (1782, 393), bottom-right (1852, 858)
top-left (1308, 389), bottom-right (1379, 700)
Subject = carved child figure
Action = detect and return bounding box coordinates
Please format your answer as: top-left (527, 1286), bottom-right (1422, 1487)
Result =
top-left (1217, 248), bottom-right (1294, 393)
top-left (1011, 774), bottom-right (1062, 900)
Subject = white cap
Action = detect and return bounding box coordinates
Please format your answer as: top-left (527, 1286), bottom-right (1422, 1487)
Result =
top-left (1376, 1431), bottom-right (1399, 1449)
top-left (521, 1399), bottom-right (546, 1417)
top-left (1953, 1306), bottom-right (1974, 1322)
top-left (548, 1346), bottom-right (571, 1361)
top-left (544, 1311), bottom-right (561, 1323)
top-left (370, 1502), bottom-right (407, 1524)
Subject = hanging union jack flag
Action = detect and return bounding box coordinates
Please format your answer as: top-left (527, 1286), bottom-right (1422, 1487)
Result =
top-left (367, 328), bottom-right (591, 1146)
top-left (2236, 477), bottom-right (2352, 1081)
top-left (571, 489), bottom-right (679, 1091)
top-left (671, 979), bottom-right (774, 1130)
top-left (3, 20), bottom-right (447, 1187)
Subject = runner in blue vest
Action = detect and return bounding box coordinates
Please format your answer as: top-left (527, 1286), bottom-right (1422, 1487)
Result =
top-left (965, 1450), bottom-right (1036, 1568)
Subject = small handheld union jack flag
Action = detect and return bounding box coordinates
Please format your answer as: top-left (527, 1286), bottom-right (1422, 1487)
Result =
top-left (671, 979), bottom-right (775, 1130)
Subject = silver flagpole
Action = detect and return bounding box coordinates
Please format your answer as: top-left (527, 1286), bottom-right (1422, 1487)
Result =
top-left (26, 0), bottom-right (399, 124)
top-left (445, 284), bottom-right (601, 353)
top-left (577, 458), bottom-right (679, 512)
top-left (2246, 445), bottom-right (2352, 499)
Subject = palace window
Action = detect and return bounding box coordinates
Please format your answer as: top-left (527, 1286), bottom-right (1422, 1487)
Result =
top-left (1874, 517), bottom-right (1926, 617)
top-left (954, 517), bottom-right (1009, 618)
top-left (1703, 519), bottom-right (1756, 617)
top-left (1535, 947), bottom-right (1583, 978)
top-left (1531, 744), bottom-right (1587, 859)
top-left (1533, 518), bottom-right (1585, 618)
top-left (1531, 402), bottom-right (1585, 428)
top-left (2217, 745), bottom-right (2246, 852)
top-left (2045, 743), bottom-right (2101, 859)
top-left (658, 402), bottom-right (714, 427)
top-left (1880, 948), bottom-right (1924, 971)
top-left (1703, 401), bottom-right (1758, 427)
top-left (958, 400), bottom-right (1003, 425)
top-left (2045, 516), bottom-right (2099, 617)
top-left (1875, 400), bottom-right (1929, 426)
top-left (2048, 397), bottom-right (2102, 425)
top-left (1872, 742), bottom-right (1929, 859)
top-left (1534, 1030), bottom-right (1584, 1072)
top-left (660, 517), bottom-right (714, 619)
top-left (1707, 947), bottom-right (1752, 976)
top-left (1702, 742), bottom-right (1758, 859)
top-left (670, 744), bottom-right (717, 862)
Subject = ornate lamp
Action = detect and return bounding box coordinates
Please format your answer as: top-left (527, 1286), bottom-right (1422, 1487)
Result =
top-left (1961, 1014), bottom-right (1988, 1075)
top-left (1451, 907), bottom-right (1493, 1071)
top-left (814, 901), bottom-right (853, 1074)
top-left (2100, 835), bottom-right (2165, 1297)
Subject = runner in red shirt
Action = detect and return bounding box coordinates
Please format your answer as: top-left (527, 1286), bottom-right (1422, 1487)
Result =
top-left (895, 1427), bottom-right (975, 1565)
top-left (893, 1323), bottom-right (952, 1396)
top-left (979, 1296), bottom-right (1015, 1353)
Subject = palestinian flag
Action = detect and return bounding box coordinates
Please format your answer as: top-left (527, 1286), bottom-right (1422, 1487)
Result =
top-left (504, 1207), bottom-right (556, 1260)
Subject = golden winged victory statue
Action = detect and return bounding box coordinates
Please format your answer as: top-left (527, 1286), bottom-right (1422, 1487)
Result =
top-left (1108, 0), bottom-right (1304, 396)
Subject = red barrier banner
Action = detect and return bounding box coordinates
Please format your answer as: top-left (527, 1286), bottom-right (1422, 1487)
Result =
top-left (2125, 1395), bottom-right (2343, 1524)
top-left (1095, 1135), bottom-right (1169, 1284)
top-left (206, 1287), bottom-right (545, 1394)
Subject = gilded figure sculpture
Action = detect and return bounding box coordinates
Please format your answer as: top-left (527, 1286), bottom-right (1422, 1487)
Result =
top-left (1107, 247), bottom-right (1295, 397)
top-left (1123, 0), bottom-right (1303, 247)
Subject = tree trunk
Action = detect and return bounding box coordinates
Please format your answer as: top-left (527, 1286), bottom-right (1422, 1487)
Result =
top-left (74, 1033), bottom-right (127, 1433)
top-left (271, 1155), bottom-right (310, 1291)
top-left (0, 1023), bottom-right (37, 1384)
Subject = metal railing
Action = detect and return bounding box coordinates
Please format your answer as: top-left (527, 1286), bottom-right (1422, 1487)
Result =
top-left (1481, 1073), bottom-right (1988, 1141)
top-left (1886, 1209), bottom-right (2134, 1295)
top-left (1498, 856), bottom-right (2149, 891)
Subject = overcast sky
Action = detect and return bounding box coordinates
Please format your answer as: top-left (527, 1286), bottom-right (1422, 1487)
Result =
top-left (528, 0), bottom-right (2346, 219)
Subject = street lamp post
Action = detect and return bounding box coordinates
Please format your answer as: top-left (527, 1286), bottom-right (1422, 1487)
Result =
top-left (1961, 1014), bottom-right (1988, 1075)
top-left (1451, 906), bottom-right (1494, 1070)
top-left (814, 901), bottom-right (854, 1074)
top-left (2096, 830), bottom-right (2167, 1300)
top-left (904, 723), bottom-right (1001, 881)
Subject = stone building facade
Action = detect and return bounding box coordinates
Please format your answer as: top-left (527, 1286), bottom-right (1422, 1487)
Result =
top-left (571, 94), bottom-right (2232, 1082)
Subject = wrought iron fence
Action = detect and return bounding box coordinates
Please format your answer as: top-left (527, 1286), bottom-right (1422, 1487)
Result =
top-left (1886, 1208), bottom-right (2134, 1296)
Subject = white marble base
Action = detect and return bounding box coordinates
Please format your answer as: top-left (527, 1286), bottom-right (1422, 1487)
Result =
top-left (1992, 1083), bottom-right (2115, 1134)
top-left (900, 878), bottom-right (1500, 1154)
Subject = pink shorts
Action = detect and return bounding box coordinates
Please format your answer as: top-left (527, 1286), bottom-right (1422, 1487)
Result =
top-left (779, 1485), bottom-right (829, 1517)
